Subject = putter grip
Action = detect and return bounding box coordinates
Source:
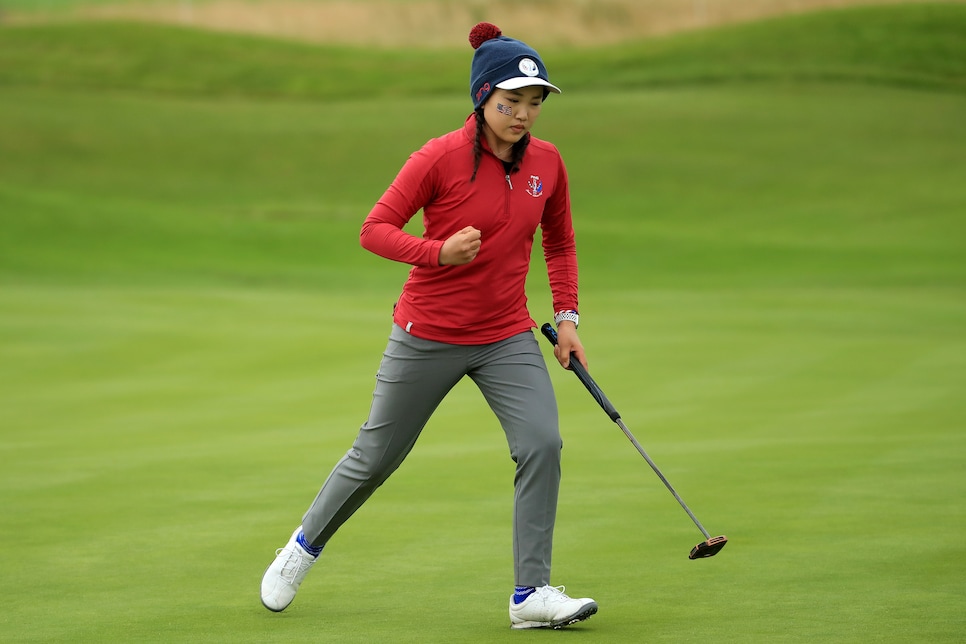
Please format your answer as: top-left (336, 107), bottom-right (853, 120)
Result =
top-left (540, 323), bottom-right (621, 421)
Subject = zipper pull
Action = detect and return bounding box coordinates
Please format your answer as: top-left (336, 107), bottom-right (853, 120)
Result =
top-left (506, 174), bottom-right (513, 190)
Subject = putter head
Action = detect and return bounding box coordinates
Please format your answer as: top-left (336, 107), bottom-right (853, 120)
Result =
top-left (689, 535), bottom-right (728, 559)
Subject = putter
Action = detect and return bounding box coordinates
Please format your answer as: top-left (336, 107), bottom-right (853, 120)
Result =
top-left (541, 323), bottom-right (728, 559)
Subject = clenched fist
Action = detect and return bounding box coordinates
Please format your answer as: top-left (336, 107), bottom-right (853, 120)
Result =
top-left (439, 226), bottom-right (482, 266)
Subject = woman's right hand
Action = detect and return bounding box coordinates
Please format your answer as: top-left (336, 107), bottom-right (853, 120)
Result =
top-left (439, 226), bottom-right (482, 265)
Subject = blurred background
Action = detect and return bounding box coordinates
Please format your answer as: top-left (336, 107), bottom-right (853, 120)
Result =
top-left (1, 1), bottom-right (964, 642)
top-left (4, 0), bottom-right (964, 44)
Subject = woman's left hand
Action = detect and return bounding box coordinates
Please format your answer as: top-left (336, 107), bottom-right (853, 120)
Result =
top-left (553, 322), bottom-right (587, 371)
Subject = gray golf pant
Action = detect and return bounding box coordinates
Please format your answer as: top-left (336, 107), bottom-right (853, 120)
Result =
top-left (301, 324), bottom-right (561, 587)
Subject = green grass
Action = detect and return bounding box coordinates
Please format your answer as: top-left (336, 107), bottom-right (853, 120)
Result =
top-left (558, 3), bottom-right (966, 93)
top-left (2, 5), bottom-right (965, 642)
top-left (2, 4), bottom-right (966, 99)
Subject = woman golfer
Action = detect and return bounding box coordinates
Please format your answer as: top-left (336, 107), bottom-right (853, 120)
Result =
top-left (260, 22), bottom-right (597, 630)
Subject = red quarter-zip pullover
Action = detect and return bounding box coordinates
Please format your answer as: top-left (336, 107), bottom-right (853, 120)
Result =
top-left (360, 114), bottom-right (578, 344)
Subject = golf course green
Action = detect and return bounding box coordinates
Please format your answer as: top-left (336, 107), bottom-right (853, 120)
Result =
top-left (1, 3), bottom-right (964, 641)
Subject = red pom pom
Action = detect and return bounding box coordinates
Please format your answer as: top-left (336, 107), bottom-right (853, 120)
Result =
top-left (469, 22), bottom-right (502, 50)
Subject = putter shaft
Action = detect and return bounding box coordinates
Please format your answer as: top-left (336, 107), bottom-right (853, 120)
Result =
top-left (614, 417), bottom-right (712, 540)
top-left (540, 323), bottom-right (722, 548)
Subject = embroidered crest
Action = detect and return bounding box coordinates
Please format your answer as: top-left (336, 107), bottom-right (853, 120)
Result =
top-left (519, 58), bottom-right (539, 77)
top-left (526, 175), bottom-right (543, 198)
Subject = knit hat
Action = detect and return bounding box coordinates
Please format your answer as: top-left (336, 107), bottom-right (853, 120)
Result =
top-left (468, 22), bottom-right (561, 109)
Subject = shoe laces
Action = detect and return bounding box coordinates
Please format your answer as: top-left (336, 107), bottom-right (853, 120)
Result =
top-left (275, 546), bottom-right (312, 584)
top-left (540, 585), bottom-right (573, 603)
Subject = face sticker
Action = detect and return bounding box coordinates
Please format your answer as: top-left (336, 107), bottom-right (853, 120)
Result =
top-left (496, 103), bottom-right (513, 116)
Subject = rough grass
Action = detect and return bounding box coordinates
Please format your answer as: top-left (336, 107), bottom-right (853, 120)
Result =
top-left (1, 4), bottom-right (965, 100)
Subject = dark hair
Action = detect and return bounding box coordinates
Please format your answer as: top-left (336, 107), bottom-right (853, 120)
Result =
top-left (470, 107), bottom-right (530, 182)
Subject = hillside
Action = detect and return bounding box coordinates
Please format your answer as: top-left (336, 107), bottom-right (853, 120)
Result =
top-left (5, 0), bottom-right (966, 47)
top-left (1, 3), bottom-right (964, 99)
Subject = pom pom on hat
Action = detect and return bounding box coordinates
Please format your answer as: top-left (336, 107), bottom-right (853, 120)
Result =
top-left (469, 22), bottom-right (502, 50)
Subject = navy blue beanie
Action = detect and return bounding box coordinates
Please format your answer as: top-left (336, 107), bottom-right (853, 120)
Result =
top-left (469, 23), bottom-right (561, 109)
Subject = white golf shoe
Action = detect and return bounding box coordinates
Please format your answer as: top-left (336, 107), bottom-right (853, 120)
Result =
top-left (260, 527), bottom-right (318, 612)
top-left (508, 585), bottom-right (598, 629)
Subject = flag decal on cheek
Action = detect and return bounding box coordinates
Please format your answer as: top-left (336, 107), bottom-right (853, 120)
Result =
top-left (496, 103), bottom-right (513, 116)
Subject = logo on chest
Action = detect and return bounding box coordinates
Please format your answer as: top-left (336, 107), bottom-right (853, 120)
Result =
top-left (525, 175), bottom-right (544, 198)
